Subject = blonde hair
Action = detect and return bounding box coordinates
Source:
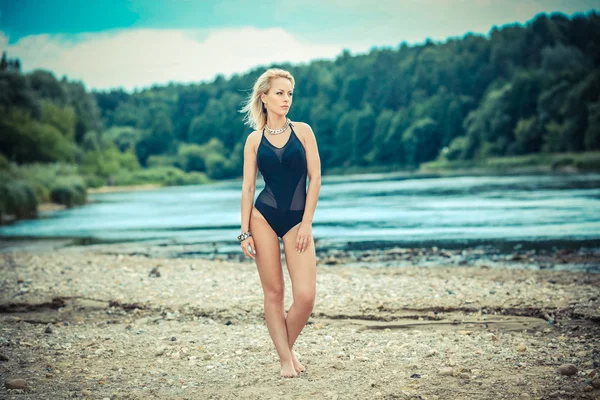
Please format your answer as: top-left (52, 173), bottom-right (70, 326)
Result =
top-left (239, 68), bottom-right (295, 131)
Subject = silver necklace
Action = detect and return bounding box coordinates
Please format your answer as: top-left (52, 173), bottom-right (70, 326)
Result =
top-left (265, 118), bottom-right (290, 135)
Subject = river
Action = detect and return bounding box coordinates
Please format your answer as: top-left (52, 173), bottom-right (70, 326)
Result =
top-left (1, 172), bottom-right (599, 251)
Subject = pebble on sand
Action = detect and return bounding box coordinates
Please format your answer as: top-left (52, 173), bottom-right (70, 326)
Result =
top-left (5, 378), bottom-right (28, 390)
top-left (556, 364), bottom-right (578, 376)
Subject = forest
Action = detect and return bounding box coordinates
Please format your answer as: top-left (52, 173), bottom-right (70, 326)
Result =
top-left (1, 11), bottom-right (599, 222)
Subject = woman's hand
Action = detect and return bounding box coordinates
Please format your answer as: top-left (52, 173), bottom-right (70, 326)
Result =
top-left (241, 236), bottom-right (256, 259)
top-left (296, 223), bottom-right (312, 253)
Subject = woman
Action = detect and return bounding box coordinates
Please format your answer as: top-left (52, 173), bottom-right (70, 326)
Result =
top-left (238, 68), bottom-right (321, 378)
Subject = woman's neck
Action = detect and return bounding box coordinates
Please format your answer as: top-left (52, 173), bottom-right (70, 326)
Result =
top-left (267, 115), bottom-right (287, 129)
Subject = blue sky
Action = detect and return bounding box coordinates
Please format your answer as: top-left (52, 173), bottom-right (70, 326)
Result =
top-left (0, 0), bottom-right (597, 91)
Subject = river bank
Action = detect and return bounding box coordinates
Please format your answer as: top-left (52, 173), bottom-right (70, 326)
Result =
top-left (0, 241), bottom-right (599, 399)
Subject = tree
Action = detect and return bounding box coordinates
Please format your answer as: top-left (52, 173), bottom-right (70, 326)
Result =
top-left (0, 52), bottom-right (7, 71)
top-left (401, 118), bottom-right (441, 166)
top-left (541, 44), bottom-right (591, 71)
top-left (584, 102), bottom-right (600, 150)
top-left (511, 116), bottom-right (542, 154)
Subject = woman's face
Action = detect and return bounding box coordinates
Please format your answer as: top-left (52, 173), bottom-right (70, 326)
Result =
top-left (261, 77), bottom-right (293, 118)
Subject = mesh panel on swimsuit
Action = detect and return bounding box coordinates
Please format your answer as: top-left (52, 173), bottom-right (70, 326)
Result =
top-left (255, 125), bottom-right (307, 238)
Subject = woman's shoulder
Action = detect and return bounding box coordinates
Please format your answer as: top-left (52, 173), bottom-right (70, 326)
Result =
top-left (291, 121), bottom-right (314, 137)
top-left (246, 129), bottom-right (262, 142)
top-left (244, 129), bottom-right (263, 151)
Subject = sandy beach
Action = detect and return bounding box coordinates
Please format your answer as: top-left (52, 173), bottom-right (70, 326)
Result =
top-left (0, 242), bottom-right (599, 399)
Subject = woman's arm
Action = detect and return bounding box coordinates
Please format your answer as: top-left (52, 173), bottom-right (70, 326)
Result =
top-left (240, 132), bottom-right (258, 258)
top-left (297, 123), bottom-right (321, 252)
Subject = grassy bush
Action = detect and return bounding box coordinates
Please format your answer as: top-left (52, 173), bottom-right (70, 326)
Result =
top-left (82, 174), bottom-right (108, 189)
top-left (0, 153), bottom-right (9, 170)
top-left (325, 164), bottom-right (414, 175)
top-left (419, 151), bottom-right (600, 172)
top-left (146, 154), bottom-right (181, 169)
top-left (0, 179), bottom-right (39, 222)
top-left (0, 162), bottom-right (86, 215)
top-left (50, 177), bottom-right (87, 208)
top-left (112, 166), bottom-right (210, 186)
top-left (9, 162), bottom-right (83, 203)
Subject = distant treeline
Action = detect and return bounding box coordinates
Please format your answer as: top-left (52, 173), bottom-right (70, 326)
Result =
top-left (1, 11), bottom-right (600, 221)
top-left (93, 11), bottom-right (600, 175)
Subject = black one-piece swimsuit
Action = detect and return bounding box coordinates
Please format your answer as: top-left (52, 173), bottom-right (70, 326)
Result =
top-left (255, 123), bottom-right (307, 238)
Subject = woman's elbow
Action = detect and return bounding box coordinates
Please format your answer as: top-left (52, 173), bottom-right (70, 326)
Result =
top-left (242, 184), bottom-right (256, 194)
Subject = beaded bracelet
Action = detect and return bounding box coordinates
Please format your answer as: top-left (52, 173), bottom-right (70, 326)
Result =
top-left (237, 231), bottom-right (252, 243)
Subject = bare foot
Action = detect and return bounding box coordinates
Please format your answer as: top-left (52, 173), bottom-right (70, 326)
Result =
top-left (291, 353), bottom-right (306, 373)
top-left (280, 360), bottom-right (298, 378)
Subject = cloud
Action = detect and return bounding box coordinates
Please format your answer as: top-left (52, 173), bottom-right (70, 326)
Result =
top-left (1, 1), bottom-right (594, 92)
top-left (0, 27), bottom-right (345, 91)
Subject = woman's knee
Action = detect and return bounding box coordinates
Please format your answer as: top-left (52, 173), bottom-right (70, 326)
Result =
top-left (294, 288), bottom-right (315, 311)
top-left (263, 285), bottom-right (284, 303)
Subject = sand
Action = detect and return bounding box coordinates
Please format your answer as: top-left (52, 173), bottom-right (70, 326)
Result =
top-left (0, 243), bottom-right (599, 399)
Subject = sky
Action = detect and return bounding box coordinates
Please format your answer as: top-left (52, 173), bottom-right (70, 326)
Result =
top-left (0, 0), bottom-right (597, 92)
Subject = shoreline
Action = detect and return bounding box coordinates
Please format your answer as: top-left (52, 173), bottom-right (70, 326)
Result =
top-left (2, 235), bottom-right (599, 273)
top-left (86, 183), bottom-right (163, 194)
top-left (0, 241), bottom-right (599, 398)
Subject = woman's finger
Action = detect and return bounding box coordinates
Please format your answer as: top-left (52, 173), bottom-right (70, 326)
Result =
top-left (247, 242), bottom-right (256, 259)
top-left (241, 241), bottom-right (255, 259)
top-left (304, 237), bottom-right (311, 250)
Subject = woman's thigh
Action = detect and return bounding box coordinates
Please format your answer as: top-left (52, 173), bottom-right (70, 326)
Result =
top-left (281, 224), bottom-right (316, 296)
top-left (250, 206), bottom-right (284, 293)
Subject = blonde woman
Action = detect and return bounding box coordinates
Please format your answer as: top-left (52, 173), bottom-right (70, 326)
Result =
top-left (238, 68), bottom-right (321, 377)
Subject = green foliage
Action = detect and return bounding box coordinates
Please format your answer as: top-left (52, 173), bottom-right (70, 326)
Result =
top-left (50, 177), bottom-right (86, 208)
top-left (7, 162), bottom-right (82, 202)
top-left (0, 153), bottom-right (9, 170)
top-left (146, 154), bottom-right (180, 169)
top-left (103, 126), bottom-right (144, 152)
top-left (28, 70), bottom-right (69, 105)
top-left (379, 109), bottom-right (410, 164)
top-left (585, 102), bottom-right (600, 150)
top-left (112, 166), bottom-right (209, 186)
top-left (177, 143), bottom-right (206, 172)
top-left (542, 120), bottom-right (567, 153)
top-left (176, 138), bottom-right (237, 179)
top-left (0, 179), bottom-right (38, 221)
top-left (79, 139), bottom-right (141, 185)
top-left (351, 105), bottom-right (376, 165)
top-left (421, 151), bottom-right (600, 172)
top-left (135, 111), bottom-right (176, 165)
top-left (0, 108), bottom-right (77, 163)
top-left (41, 100), bottom-right (76, 140)
top-left (401, 118), bottom-right (441, 166)
top-left (441, 136), bottom-right (469, 161)
top-left (187, 99), bottom-right (225, 145)
top-left (333, 113), bottom-right (357, 166)
top-left (541, 44), bottom-right (591, 72)
top-left (87, 12), bottom-right (599, 174)
top-left (511, 116), bottom-right (542, 154)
